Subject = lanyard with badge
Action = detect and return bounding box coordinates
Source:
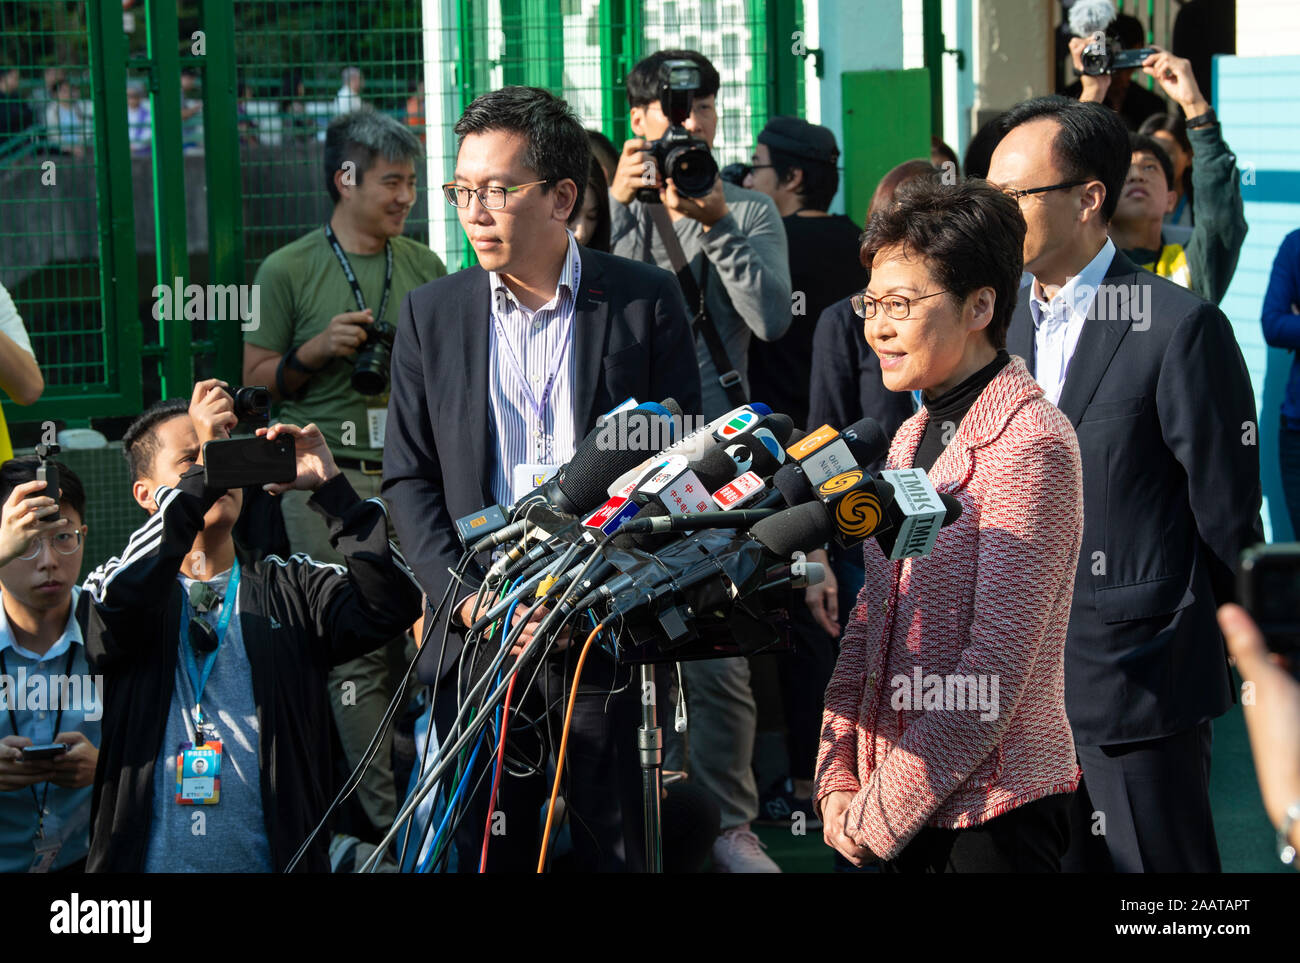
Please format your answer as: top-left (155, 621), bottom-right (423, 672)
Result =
top-left (324, 222), bottom-right (392, 449)
top-left (493, 243), bottom-right (579, 497)
top-left (174, 558), bottom-right (240, 806)
top-left (0, 645), bottom-right (76, 870)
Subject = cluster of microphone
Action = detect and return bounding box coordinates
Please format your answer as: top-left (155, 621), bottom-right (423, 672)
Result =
top-left (452, 397), bottom-right (961, 662)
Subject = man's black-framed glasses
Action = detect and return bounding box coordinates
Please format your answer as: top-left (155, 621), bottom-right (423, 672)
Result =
top-left (998, 179), bottom-right (1090, 201)
top-left (851, 290), bottom-right (950, 321)
top-left (442, 179), bottom-right (550, 210)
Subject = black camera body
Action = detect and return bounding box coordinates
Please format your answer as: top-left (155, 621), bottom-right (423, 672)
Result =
top-left (636, 59), bottom-right (719, 202)
top-left (352, 321), bottom-right (397, 396)
top-left (222, 385), bottom-right (271, 425)
top-left (1239, 544), bottom-right (1300, 667)
top-left (1080, 34), bottom-right (1156, 76)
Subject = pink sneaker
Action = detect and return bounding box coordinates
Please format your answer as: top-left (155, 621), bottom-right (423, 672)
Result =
top-left (712, 825), bottom-right (781, 873)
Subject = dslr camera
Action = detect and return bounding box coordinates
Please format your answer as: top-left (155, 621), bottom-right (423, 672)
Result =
top-left (636, 59), bottom-right (719, 202)
top-left (351, 321), bottom-right (396, 396)
top-left (221, 385), bottom-right (271, 425)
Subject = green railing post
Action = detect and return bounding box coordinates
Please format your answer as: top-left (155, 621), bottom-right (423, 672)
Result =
top-left (599, 0), bottom-right (642, 146)
top-left (146, 0), bottom-right (193, 397)
top-left (922, 0), bottom-right (944, 138)
top-left (201, 0), bottom-right (244, 384)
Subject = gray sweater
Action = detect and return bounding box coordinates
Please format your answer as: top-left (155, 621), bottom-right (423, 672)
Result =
top-left (610, 182), bottom-right (792, 418)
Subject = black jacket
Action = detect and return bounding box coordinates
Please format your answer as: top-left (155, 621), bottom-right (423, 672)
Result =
top-left (1007, 250), bottom-right (1263, 745)
top-left (382, 245), bottom-right (703, 684)
top-left (81, 467), bottom-right (423, 872)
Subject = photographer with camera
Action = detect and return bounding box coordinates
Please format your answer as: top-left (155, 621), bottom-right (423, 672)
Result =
top-left (80, 379), bottom-right (421, 872)
top-left (243, 107), bottom-right (445, 839)
top-left (0, 457), bottom-right (97, 873)
top-left (609, 50), bottom-right (790, 873)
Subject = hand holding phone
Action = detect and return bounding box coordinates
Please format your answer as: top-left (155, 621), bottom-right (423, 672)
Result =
top-left (20, 743), bottom-right (69, 761)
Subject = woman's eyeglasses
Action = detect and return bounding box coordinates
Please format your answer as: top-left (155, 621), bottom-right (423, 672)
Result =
top-left (851, 290), bottom-right (949, 321)
top-left (17, 529), bottom-right (84, 561)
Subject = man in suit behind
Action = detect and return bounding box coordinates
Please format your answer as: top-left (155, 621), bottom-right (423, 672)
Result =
top-left (990, 96), bottom-right (1263, 872)
top-left (383, 86), bottom-right (701, 871)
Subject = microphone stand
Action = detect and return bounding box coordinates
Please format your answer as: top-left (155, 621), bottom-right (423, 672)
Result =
top-left (637, 661), bottom-right (665, 873)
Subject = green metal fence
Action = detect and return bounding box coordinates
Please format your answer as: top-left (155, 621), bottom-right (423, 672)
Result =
top-left (0, 0), bottom-right (803, 443)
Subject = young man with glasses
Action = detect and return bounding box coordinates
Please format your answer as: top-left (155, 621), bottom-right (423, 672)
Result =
top-left (80, 380), bottom-right (421, 872)
top-left (990, 96), bottom-right (1261, 873)
top-left (383, 85), bottom-right (700, 872)
top-left (243, 107), bottom-right (446, 839)
top-left (0, 458), bottom-right (98, 873)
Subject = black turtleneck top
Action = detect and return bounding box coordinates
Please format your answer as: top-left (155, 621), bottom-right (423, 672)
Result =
top-left (911, 350), bottom-right (1011, 472)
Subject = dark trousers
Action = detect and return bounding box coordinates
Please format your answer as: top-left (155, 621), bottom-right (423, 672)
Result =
top-left (1279, 425), bottom-right (1300, 536)
top-left (1062, 720), bottom-right (1220, 873)
top-left (432, 644), bottom-right (645, 873)
top-left (776, 596), bottom-right (837, 781)
top-left (881, 792), bottom-right (1072, 873)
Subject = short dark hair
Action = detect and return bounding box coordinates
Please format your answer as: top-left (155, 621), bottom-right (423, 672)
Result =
top-left (859, 179), bottom-right (1026, 350)
top-left (1129, 132), bottom-right (1174, 189)
top-left (766, 144), bottom-right (838, 212)
top-left (0, 457), bottom-right (86, 522)
top-left (586, 128), bottom-right (619, 180)
top-left (930, 135), bottom-right (960, 176)
top-left (963, 111), bottom-right (1009, 180)
top-left (324, 106), bottom-right (423, 203)
top-left (626, 50), bottom-right (721, 109)
top-left (1138, 111), bottom-right (1191, 155)
top-left (453, 86), bottom-right (588, 209)
top-left (998, 95), bottom-right (1129, 222)
top-left (122, 398), bottom-right (190, 482)
top-left (868, 159), bottom-right (940, 221)
top-left (568, 153), bottom-right (612, 253)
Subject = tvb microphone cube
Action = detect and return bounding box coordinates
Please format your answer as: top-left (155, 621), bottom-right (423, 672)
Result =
top-left (815, 468), bottom-right (889, 548)
top-left (878, 468), bottom-right (946, 560)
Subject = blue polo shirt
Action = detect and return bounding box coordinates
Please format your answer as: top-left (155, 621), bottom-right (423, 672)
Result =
top-left (0, 586), bottom-right (100, 872)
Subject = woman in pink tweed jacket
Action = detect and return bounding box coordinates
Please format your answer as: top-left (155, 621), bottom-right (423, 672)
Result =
top-left (815, 179), bottom-right (1084, 872)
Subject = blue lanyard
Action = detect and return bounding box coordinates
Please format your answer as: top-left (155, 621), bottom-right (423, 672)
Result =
top-left (180, 558), bottom-right (241, 732)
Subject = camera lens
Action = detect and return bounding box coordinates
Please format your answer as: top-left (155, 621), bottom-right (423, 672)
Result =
top-left (351, 323), bottom-right (395, 396)
top-left (232, 386), bottom-right (271, 424)
top-left (665, 143), bottom-right (719, 198)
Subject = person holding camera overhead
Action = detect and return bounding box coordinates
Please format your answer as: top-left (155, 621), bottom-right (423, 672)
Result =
top-left (609, 50), bottom-right (791, 873)
top-left (243, 107), bottom-right (445, 841)
top-left (81, 380), bottom-right (421, 871)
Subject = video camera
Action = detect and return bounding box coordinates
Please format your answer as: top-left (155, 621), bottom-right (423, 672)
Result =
top-left (636, 59), bottom-right (719, 201)
top-left (1069, 0), bottom-right (1157, 76)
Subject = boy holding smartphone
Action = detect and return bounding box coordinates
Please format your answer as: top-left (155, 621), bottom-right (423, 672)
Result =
top-left (82, 380), bottom-right (421, 872)
top-left (0, 457), bottom-right (97, 873)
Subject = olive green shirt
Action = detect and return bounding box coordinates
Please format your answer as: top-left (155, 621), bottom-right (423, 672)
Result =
top-left (247, 228), bottom-right (446, 461)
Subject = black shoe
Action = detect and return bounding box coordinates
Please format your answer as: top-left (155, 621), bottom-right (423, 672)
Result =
top-left (755, 778), bottom-right (822, 830)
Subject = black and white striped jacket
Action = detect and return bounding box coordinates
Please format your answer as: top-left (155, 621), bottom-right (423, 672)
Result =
top-left (81, 465), bottom-right (422, 872)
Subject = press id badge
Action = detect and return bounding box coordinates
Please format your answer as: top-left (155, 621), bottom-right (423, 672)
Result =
top-left (175, 740), bottom-right (222, 805)
top-left (367, 408), bottom-right (387, 449)
top-left (513, 463), bottom-right (558, 498)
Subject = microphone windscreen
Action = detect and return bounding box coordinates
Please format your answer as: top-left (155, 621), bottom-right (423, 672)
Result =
top-left (657, 397), bottom-right (684, 420)
top-left (762, 413), bottom-right (795, 445)
top-left (940, 493), bottom-right (963, 526)
top-left (553, 404), bottom-right (677, 512)
top-left (750, 402), bottom-right (772, 416)
top-left (786, 428), bottom-right (807, 446)
top-left (844, 417), bottom-right (891, 467)
top-left (773, 463), bottom-right (814, 507)
top-left (1068, 0), bottom-right (1114, 37)
top-left (690, 445), bottom-right (742, 490)
top-left (750, 500), bottom-right (832, 557)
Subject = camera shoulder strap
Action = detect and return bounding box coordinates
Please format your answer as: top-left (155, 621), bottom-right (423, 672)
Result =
top-left (644, 203), bottom-right (746, 407)
top-left (323, 223), bottom-right (394, 323)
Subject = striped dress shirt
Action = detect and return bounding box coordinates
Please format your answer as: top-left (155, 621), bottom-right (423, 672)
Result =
top-left (487, 232), bottom-right (582, 506)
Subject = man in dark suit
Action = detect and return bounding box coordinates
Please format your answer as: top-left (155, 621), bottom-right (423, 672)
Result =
top-left (990, 96), bottom-right (1262, 872)
top-left (382, 86), bottom-right (701, 871)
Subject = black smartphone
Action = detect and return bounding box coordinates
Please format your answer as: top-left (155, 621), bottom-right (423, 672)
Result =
top-left (1237, 544), bottom-right (1300, 660)
top-left (21, 743), bottom-right (69, 760)
top-left (202, 435), bottom-right (295, 491)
